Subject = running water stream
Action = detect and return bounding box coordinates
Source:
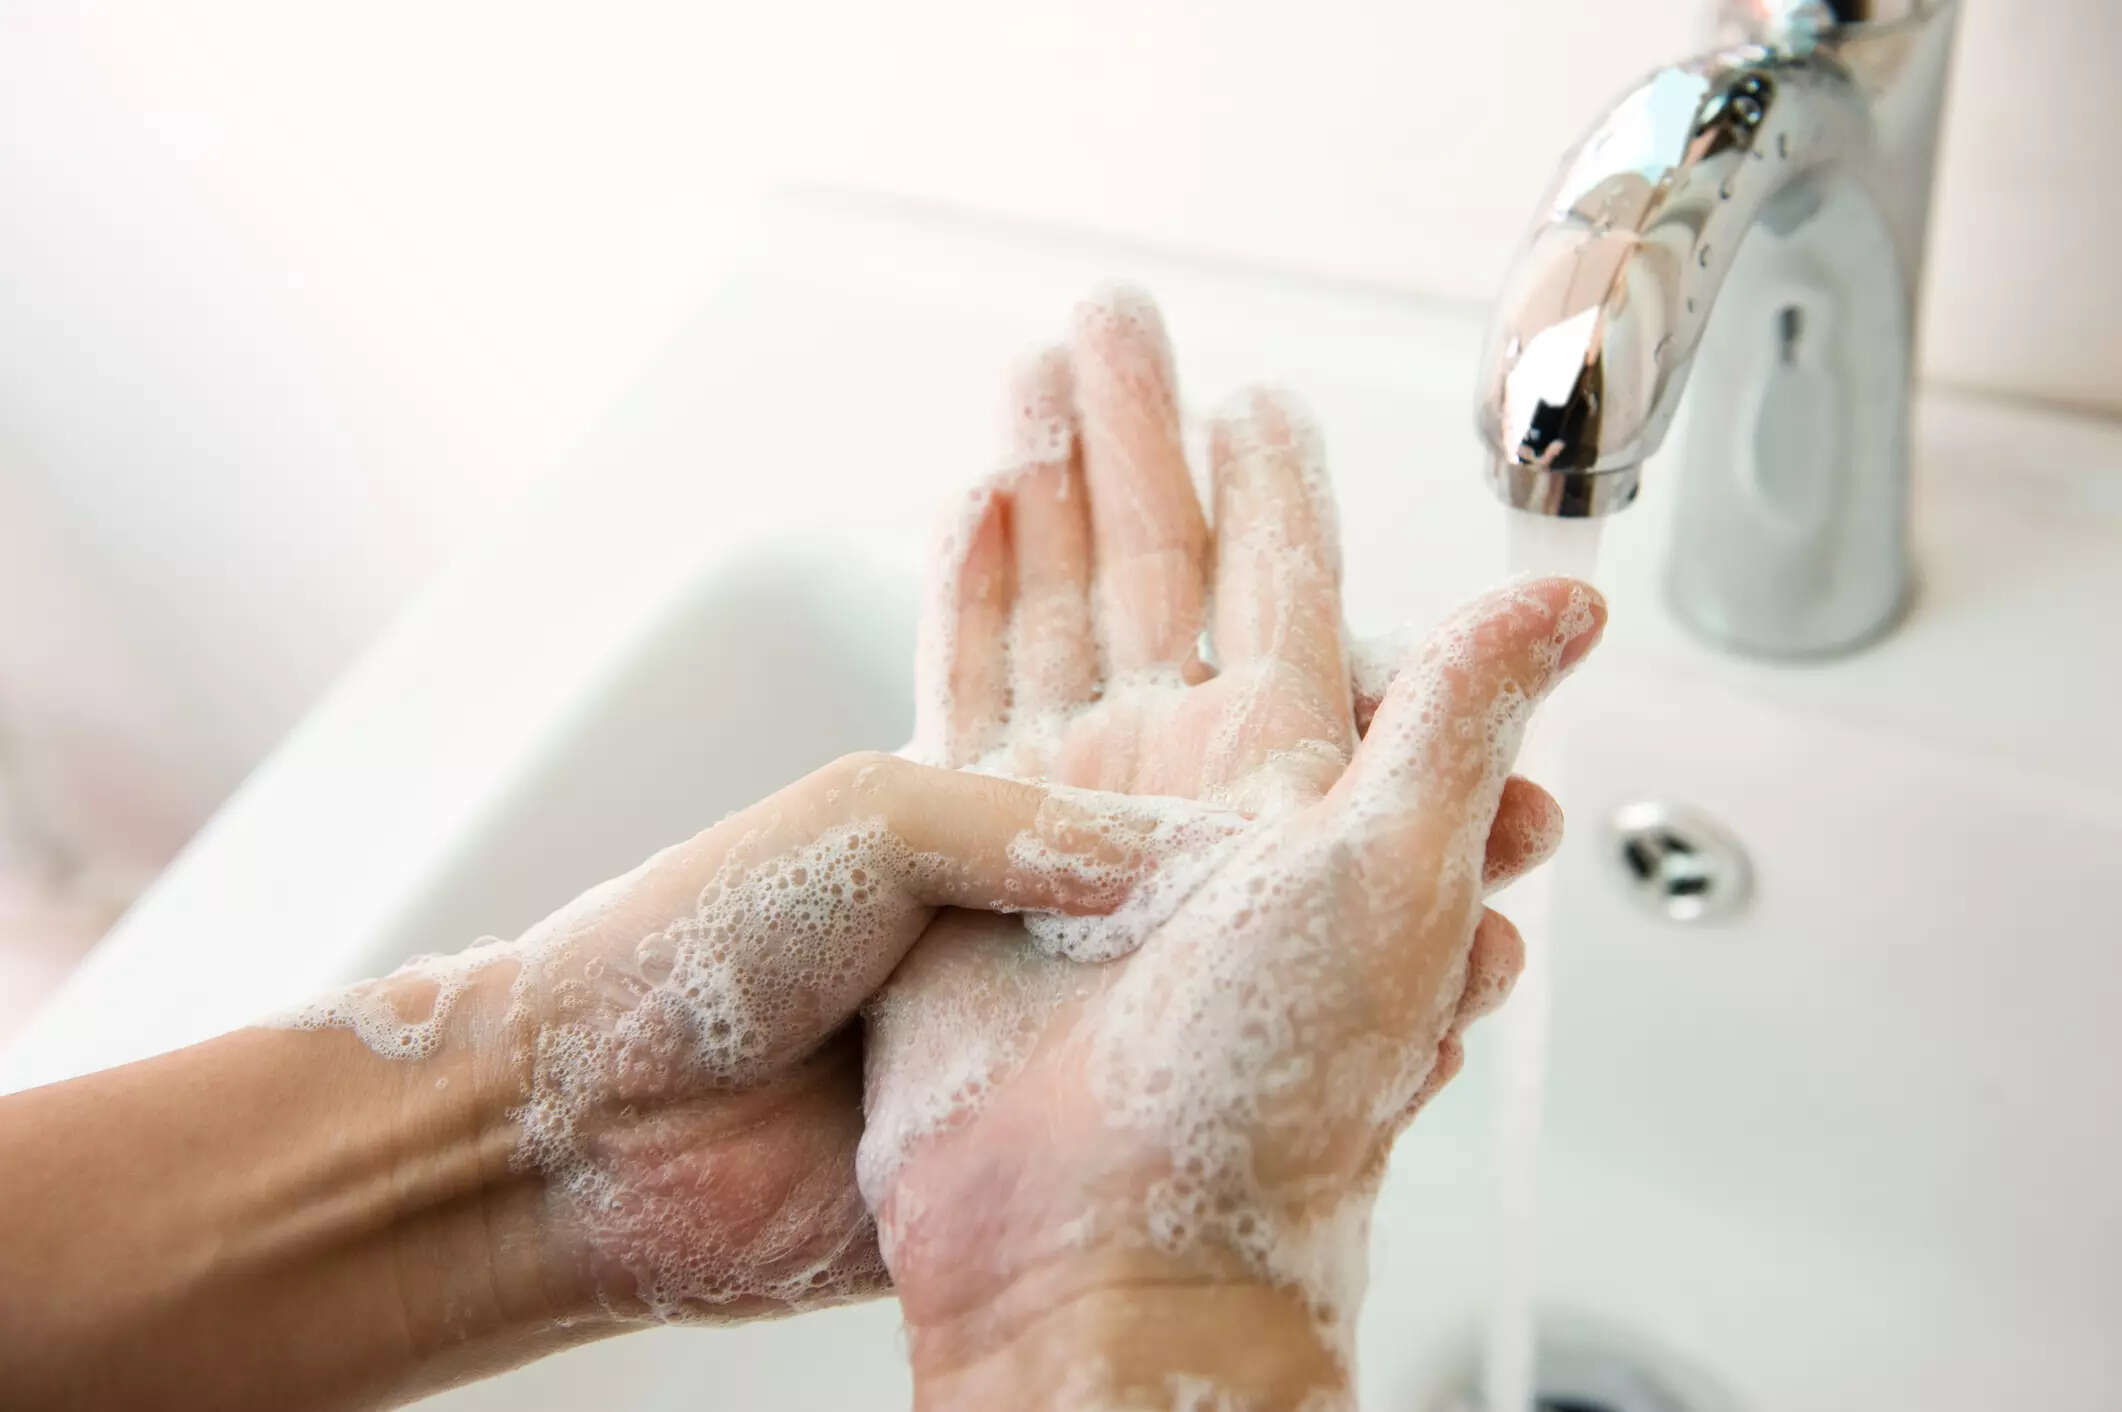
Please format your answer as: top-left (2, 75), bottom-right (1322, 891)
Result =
top-left (1481, 508), bottom-right (1609, 1412)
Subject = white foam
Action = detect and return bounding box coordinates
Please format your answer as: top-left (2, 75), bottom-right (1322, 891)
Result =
top-left (279, 935), bottom-right (512, 1059)
top-left (274, 277), bottom-right (1599, 1378)
top-left (1084, 583), bottom-right (1593, 1345)
top-left (275, 764), bottom-right (1265, 1325)
top-left (855, 914), bottom-right (1071, 1219)
top-left (870, 560), bottom-right (1598, 1373)
top-left (1013, 787), bottom-right (1253, 964)
top-left (281, 820), bottom-right (944, 1318)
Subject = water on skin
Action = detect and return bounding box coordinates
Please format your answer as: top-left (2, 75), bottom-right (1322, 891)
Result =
top-left (1483, 509), bottom-right (1607, 1412)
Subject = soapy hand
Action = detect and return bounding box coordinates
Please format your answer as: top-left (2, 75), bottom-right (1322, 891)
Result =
top-left (0, 285), bottom-right (1599, 1412)
top-left (287, 749), bottom-right (1233, 1325)
top-left (860, 291), bottom-right (1604, 1409)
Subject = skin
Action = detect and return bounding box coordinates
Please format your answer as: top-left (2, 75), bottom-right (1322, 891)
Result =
top-left (0, 287), bottom-right (1600, 1412)
top-left (0, 755), bottom-right (1215, 1408)
top-left (866, 291), bottom-right (1604, 1410)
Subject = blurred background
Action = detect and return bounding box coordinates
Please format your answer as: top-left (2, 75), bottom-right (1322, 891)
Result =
top-left (2, 1), bottom-right (2116, 1034)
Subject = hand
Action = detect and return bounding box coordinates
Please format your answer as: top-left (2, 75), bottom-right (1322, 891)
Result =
top-left (1, 726), bottom-right (1241, 1411)
top-left (860, 290), bottom-right (1604, 1409)
top-left (290, 750), bottom-right (1227, 1328)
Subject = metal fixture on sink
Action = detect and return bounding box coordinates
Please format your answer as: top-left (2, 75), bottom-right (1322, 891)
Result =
top-left (1607, 799), bottom-right (1754, 924)
top-left (1428, 1318), bottom-right (1727, 1412)
top-left (1477, 0), bottom-right (1961, 657)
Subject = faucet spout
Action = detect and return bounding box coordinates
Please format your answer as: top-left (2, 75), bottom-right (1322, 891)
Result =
top-left (1476, 3), bottom-right (1959, 656)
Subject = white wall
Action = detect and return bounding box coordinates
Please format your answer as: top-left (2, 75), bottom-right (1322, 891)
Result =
top-left (1, 0), bottom-right (2116, 874)
top-left (771, 0), bottom-right (2122, 414)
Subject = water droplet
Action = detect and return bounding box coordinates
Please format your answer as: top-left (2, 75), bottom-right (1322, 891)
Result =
top-left (1719, 174), bottom-right (1736, 200)
top-left (1698, 245), bottom-right (1713, 268)
top-left (1654, 334), bottom-right (1673, 363)
top-left (1778, 132), bottom-right (1790, 160)
top-left (1686, 298), bottom-right (1697, 314)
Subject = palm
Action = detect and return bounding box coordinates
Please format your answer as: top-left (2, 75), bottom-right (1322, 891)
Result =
top-left (1035, 663), bottom-right (1342, 801)
top-left (862, 292), bottom-right (1591, 1345)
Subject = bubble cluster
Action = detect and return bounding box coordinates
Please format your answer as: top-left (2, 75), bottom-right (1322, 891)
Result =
top-left (873, 568), bottom-right (1598, 1375)
top-left (277, 818), bottom-right (954, 1320)
top-left (855, 918), bottom-right (1070, 1217)
top-left (1073, 822), bottom-right (1399, 1354)
top-left (1078, 579), bottom-right (1595, 1343)
top-left (893, 294), bottom-right (1598, 1397)
top-left (274, 758), bottom-right (1268, 1327)
top-left (279, 936), bottom-right (509, 1058)
top-left (274, 257), bottom-right (1598, 1395)
top-left (1014, 785), bottom-right (1252, 963)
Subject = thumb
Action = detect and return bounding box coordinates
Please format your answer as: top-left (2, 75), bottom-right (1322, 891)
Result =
top-left (1331, 577), bottom-right (1604, 841)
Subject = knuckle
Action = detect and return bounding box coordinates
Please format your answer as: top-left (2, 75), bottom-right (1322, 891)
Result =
top-left (823, 750), bottom-right (904, 800)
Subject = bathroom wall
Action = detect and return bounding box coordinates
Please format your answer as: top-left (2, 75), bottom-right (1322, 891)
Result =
top-left (0, 1), bottom-right (2116, 916)
top-left (784, 0), bottom-right (2122, 415)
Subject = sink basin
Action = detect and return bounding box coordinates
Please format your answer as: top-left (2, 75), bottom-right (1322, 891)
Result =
top-left (1532, 674), bottom-right (2122, 1409)
top-left (7, 195), bottom-right (2119, 1409)
top-left (1369, 668), bottom-right (2122, 1410)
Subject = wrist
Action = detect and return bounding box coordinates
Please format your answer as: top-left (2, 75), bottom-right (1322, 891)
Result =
top-left (285, 1010), bottom-right (623, 1386)
top-left (380, 1004), bottom-right (615, 1338)
top-left (347, 956), bottom-right (614, 1335)
top-left (373, 944), bottom-right (888, 1330)
top-left (905, 1249), bottom-right (1353, 1412)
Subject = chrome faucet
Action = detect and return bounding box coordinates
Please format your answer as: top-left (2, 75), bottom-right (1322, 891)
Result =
top-left (1477, 0), bottom-right (1960, 656)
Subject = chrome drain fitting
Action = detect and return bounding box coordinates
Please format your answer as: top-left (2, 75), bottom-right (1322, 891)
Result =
top-left (1606, 800), bottom-right (1753, 923)
top-left (1430, 1321), bottom-right (1728, 1412)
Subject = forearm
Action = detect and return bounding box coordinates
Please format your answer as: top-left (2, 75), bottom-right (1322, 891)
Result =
top-left (0, 1021), bottom-right (600, 1410)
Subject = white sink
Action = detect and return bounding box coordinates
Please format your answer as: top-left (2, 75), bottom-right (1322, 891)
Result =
top-left (1369, 668), bottom-right (2122, 1409)
top-left (8, 196), bottom-right (2119, 1409)
top-left (1533, 675), bottom-right (2122, 1409)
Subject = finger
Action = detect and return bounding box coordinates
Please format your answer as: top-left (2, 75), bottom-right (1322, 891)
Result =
top-left (1348, 626), bottom-right (1419, 737)
top-left (1070, 287), bottom-right (1210, 673)
top-left (1400, 1032), bottom-right (1466, 1125)
top-left (815, 752), bottom-right (1241, 917)
top-left (1454, 908), bottom-right (1525, 1026)
top-left (537, 752), bottom-right (1236, 1076)
top-left (1004, 348), bottom-right (1098, 714)
top-left (1351, 599), bottom-right (1598, 737)
top-left (1208, 387), bottom-right (1352, 748)
top-left (913, 480), bottom-right (1015, 767)
top-left (1335, 577), bottom-right (1606, 846)
top-left (1483, 777), bottom-right (1564, 892)
top-left (1392, 911), bottom-right (1523, 1127)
